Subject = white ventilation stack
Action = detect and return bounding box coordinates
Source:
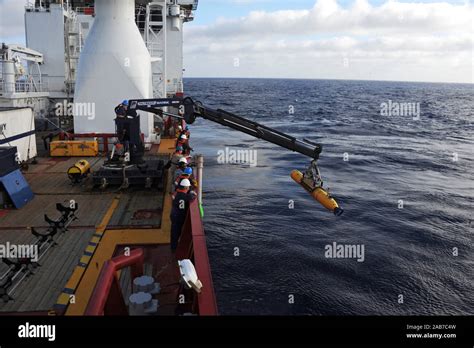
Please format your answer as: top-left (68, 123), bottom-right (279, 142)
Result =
top-left (73, 0), bottom-right (153, 140)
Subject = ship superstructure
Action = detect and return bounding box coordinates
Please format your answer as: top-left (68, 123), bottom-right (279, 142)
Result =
top-left (1, 0), bottom-right (197, 132)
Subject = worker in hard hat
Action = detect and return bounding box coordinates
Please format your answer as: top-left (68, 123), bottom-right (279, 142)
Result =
top-left (177, 125), bottom-right (190, 139)
top-left (173, 157), bottom-right (188, 183)
top-left (114, 99), bottom-right (136, 119)
top-left (176, 133), bottom-right (186, 146)
top-left (165, 154), bottom-right (187, 170)
top-left (114, 100), bottom-right (128, 118)
top-left (174, 166), bottom-right (198, 192)
top-left (170, 178), bottom-right (196, 252)
top-left (176, 134), bottom-right (188, 150)
top-left (177, 156), bottom-right (188, 167)
top-left (165, 156), bottom-right (189, 193)
top-left (177, 134), bottom-right (192, 155)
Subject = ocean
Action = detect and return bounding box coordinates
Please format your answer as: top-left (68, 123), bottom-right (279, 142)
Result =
top-left (184, 78), bottom-right (473, 315)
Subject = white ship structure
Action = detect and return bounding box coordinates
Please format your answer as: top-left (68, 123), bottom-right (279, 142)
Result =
top-left (1, 0), bottom-right (198, 147)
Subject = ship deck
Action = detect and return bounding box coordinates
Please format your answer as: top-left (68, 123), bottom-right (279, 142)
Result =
top-left (0, 135), bottom-right (181, 314)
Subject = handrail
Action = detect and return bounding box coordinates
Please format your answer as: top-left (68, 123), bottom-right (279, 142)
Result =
top-left (188, 199), bottom-right (218, 315)
top-left (85, 248), bottom-right (144, 316)
top-left (174, 153), bottom-right (218, 315)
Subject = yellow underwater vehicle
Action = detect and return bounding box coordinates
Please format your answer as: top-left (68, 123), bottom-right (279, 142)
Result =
top-left (291, 167), bottom-right (343, 216)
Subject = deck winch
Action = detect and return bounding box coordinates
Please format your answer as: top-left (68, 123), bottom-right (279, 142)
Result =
top-left (91, 115), bottom-right (164, 189)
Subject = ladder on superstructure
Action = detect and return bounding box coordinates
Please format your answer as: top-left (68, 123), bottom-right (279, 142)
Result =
top-left (140, 1), bottom-right (167, 99)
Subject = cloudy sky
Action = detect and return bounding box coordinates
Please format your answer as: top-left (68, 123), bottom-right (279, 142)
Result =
top-left (1, 0), bottom-right (472, 83)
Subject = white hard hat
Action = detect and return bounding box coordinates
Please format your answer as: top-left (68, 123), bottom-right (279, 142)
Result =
top-left (178, 157), bottom-right (188, 164)
top-left (180, 178), bottom-right (191, 187)
top-left (180, 134), bottom-right (187, 140)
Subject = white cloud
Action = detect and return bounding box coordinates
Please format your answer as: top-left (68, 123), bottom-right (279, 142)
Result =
top-left (187, 0), bottom-right (472, 39)
top-left (0, 0), bottom-right (472, 83)
top-left (184, 0), bottom-right (474, 83)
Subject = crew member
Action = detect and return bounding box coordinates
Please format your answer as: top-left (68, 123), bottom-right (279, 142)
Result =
top-left (177, 134), bottom-right (192, 155)
top-left (178, 156), bottom-right (188, 167)
top-left (177, 125), bottom-right (189, 139)
top-left (170, 178), bottom-right (196, 251)
top-left (174, 157), bottom-right (188, 178)
top-left (115, 100), bottom-right (129, 118)
top-left (174, 145), bottom-right (184, 156)
top-left (175, 133), bottom-right (184, 147)
top-left (173, 167), bottom-right (197, 192)
top-left (115, 100), bottom-right (137, 118)
top-left (169, 154), bottom-right (188, 167)
top-left (175, 125), bottom-right (183, 138)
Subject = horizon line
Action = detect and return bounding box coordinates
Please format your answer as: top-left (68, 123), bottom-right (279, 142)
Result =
top-left (183, 76), bottom-right (474, 85)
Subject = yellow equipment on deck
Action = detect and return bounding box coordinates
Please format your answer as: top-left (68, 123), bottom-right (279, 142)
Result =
top-left (291, 169), bottom-right (343, 216)
top-left (50, 140), bottom-right (99, 157)
top-left (67, 160), bottom-right (91, 183)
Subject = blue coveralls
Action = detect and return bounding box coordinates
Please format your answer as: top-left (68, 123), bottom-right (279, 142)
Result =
top-left (170, 190), bottom-right (195, 250)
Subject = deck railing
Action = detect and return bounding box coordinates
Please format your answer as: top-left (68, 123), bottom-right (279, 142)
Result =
top-left (176, 192), bottom-right (218, 315)
top-left (85, 249), bottom-right (144, 316)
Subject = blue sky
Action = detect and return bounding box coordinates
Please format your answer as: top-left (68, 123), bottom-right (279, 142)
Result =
top-left (190, 0), bottom-right (469, 26)
top-left (0, 0), bottom-right (472, 83)
top-left (183, 0), bottom-right (473, 83)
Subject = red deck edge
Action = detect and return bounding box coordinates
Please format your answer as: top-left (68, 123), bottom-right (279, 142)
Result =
top-left (188, 199), bottom-right (218, 315)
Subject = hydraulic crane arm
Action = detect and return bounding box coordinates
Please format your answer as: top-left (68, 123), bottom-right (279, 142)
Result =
top-left (188, 100), bottom-right (322, 160)
top-left (128, 97), bottom-right (322, 160)
top-left (127, 96), bottom-right (342, 215)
